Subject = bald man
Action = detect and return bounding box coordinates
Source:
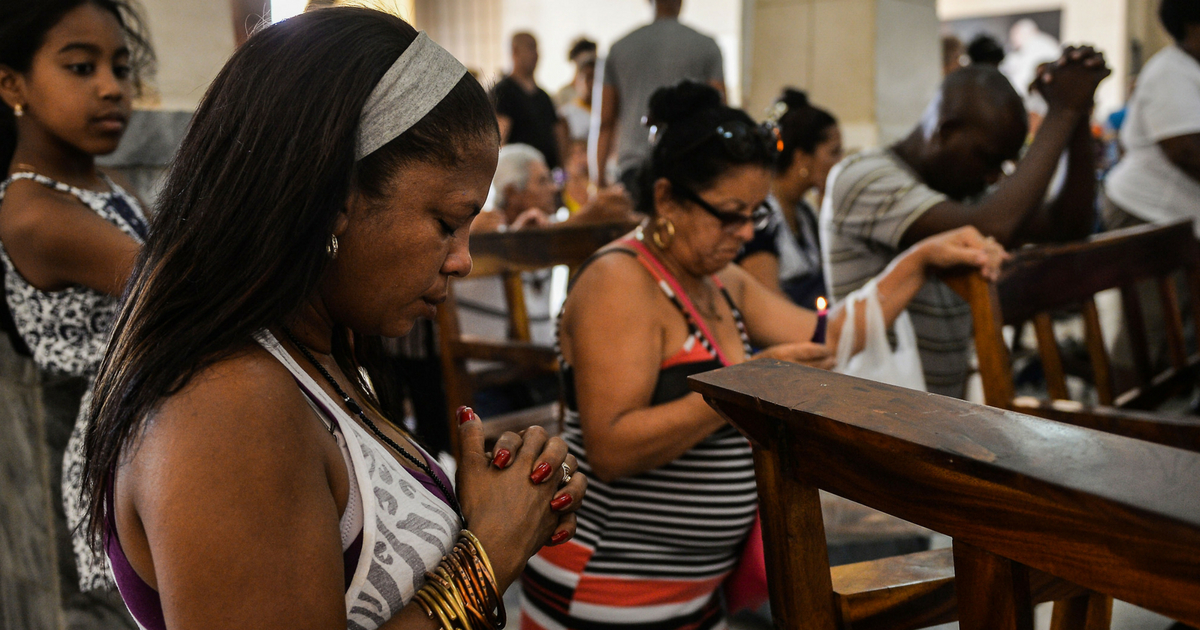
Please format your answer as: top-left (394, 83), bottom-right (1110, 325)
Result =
top-left (822, 49), bottom-right (1110, 397)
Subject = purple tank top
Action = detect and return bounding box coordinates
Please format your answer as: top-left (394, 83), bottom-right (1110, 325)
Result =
top-left (105, 443), bottom-right (454, 629)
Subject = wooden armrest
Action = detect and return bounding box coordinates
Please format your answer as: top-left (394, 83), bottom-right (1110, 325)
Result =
top-left (830, 548), bottom-right (1088, 630)
top-left (481, 402), bottom-right (561, 447)
top-left (448, 337), bottom-right (558, 372)
top-left (1013, 397), bottom-right (1200, 452)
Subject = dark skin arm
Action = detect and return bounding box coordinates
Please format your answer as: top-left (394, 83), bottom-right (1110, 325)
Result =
top-left (901, 48), bottom-right (1110, 250)
top-left (0, 181), bottom-right (138, 294)
top-left (1160, 133), bottom-right (1200, 183)
top-left (1015, 113), bottom-right (1097, 242)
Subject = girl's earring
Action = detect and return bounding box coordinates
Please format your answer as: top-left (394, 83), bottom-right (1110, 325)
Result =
top-left (326, 234), bottom-right (339, 260)
top-left (12, 104), bottom-right (23, 117)
top-left (798, 167), bottom-right (809, 178)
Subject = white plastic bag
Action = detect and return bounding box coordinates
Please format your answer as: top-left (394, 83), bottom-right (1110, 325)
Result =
top-left (834, 281), bottom-right (927, 391)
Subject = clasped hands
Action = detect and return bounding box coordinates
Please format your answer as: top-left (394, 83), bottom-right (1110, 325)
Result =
top-left (1033, 45), bottom-right (1113, 113)
top-left (453, 406), bottom-right (587, 590)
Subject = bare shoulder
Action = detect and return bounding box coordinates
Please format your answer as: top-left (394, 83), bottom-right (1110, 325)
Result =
top-left (0, 178), bottom-right (91, 240)
top-left (125, 344), bottom-right (331, 501)
top-left (567, 244), bottom-right (658, 303)
top-left (145, 345), bottom-right (317, 450)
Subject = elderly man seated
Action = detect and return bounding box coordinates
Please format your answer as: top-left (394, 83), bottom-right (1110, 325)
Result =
top-left (457, 144), bottom-right (633, 415)
top-left (823, 49), bottom-right (1110, 398)
top-left (473, 143), bottom-right (633, 233)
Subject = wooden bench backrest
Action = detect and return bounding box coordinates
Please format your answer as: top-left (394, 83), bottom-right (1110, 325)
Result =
top-left (434, 221), bottom-right (636, 451)
top-left (944, 221), bottom-right (1200, 450)
top-left (690, 361), bottom-right (1200, 630)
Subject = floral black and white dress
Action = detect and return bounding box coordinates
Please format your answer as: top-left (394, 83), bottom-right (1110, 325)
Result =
top-left (0, 171), bottom-right (148, 591)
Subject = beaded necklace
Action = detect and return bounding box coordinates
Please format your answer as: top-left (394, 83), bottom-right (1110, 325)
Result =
top-left (282, 327), bottom-right (465, 526)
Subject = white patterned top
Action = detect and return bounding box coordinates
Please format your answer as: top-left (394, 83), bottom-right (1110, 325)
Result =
top-left (0, 171), bottom-right (148, 376)
top-left (256, 330), bottom-right (462, 629)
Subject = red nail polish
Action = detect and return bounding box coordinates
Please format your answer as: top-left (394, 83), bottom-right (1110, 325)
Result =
top-left (551, 530), bottom-right (570, 544)
top-left (492, 450), bottom-right (511, 468)
top-left (457, 406), bottom-right (473, 425)
top-left (531, 462), bottom-right (552, 484)
top-left (550, 494), bottom-right (573, 511)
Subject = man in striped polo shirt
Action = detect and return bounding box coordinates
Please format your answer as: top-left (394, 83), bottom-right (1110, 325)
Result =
top-left (822, 53), bottom-right (1110, 398)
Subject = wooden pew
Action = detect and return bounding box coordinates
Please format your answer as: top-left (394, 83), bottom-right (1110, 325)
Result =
top-left (690, 360), bottom-right (1200, 630)
top-left (943, 220), bottom-right (1200, 451)
top-left (436, 220), bottom-right (636, 454)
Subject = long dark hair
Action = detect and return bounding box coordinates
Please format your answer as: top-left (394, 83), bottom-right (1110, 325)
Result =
top-left (0, 0), bottom-right (153, 356)
top-left (637, 81), bottom-right (776, 215)
top-left (82, 7), bottom-right (497, 543)
top-left (773, 88), bottom-right (837, 172)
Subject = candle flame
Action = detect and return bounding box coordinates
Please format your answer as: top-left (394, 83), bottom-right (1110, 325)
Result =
top-left (816, 296), bottom-right (827, 310)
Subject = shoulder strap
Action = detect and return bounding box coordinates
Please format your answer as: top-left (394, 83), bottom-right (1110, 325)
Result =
top-left (253, 330), bottom-right (339, 433)
top-left (4, 172), bottom-right (92, 203)
top-left (625, 238), bottom-right (736, 366)
top-left (2, 172), bottom-right (148, 240)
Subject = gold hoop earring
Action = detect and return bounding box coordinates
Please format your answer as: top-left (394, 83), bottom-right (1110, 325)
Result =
top-left (652, 217), bottom-right (675, 250)
top-left (326, 234), bottom-right (339, 260)
top-left (12, 104), bottom-right (23, 117)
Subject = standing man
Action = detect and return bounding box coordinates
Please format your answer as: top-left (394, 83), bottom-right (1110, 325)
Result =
top-left (493, 32), bottom-right (562, 170)
top-left (593, 0), bottom-right (725, 195)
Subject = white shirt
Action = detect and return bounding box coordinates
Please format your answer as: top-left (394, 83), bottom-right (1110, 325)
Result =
top-left (1106, 46), bottom-right (1200, 234)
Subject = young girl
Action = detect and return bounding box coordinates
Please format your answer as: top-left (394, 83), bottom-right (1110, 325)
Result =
top-left (0, 0), bottom-right (153, 622)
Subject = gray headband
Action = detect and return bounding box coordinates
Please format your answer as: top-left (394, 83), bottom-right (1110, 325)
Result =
top-left (356, 32), bottom-right (467, 160)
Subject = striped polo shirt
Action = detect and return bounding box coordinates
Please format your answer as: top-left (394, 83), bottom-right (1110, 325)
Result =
top-left (819, 149), bottom-right (973, 399)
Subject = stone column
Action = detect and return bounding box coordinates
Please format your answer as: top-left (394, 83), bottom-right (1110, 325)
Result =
top-left (741, 0), bottom-right (942, 149)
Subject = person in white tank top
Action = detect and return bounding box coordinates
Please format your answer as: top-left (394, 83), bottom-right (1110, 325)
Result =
top-left (77, 8), bottom-right (587, 630)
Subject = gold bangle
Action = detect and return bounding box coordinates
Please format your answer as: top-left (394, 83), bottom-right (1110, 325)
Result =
top-left (455, 539), bottom-right (500, 614)
top-left (414, 589), bottom-right (456, 630)
top-left (418, 530), bottom-right (507, 630)
top-left (459, 530), bottom-right (496, 580)
top-left (433, 567), bottom-right (483, 628)
top-left (426, 579), bottom-right (469, 629)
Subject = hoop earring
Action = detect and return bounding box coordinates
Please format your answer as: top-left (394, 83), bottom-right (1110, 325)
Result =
top-left (652, 217), bottom-right (675, 250)
top-left (12, 104), bottom-right (23, 117)
top-left (326, 234), bottom-right (339, 260)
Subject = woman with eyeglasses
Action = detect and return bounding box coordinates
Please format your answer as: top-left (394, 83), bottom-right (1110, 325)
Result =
top-left (519, 81), bottom-right (1004, 630)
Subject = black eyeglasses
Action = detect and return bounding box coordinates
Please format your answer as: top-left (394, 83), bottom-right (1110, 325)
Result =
top-left (671, 120), bottom-right (783, 162)
top-left (670, 182), bottom-right (772, 232)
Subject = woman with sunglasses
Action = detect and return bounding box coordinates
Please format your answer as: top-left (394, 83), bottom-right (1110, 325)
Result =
top-left (519, 81), bottom-right (1005, 630)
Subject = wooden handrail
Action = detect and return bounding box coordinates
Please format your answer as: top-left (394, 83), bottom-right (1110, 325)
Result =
top-left (690, 360), bottom-right (1200, 627)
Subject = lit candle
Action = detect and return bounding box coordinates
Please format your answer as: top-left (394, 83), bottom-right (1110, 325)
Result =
top-left (811, 296), bottom-right (828, 344)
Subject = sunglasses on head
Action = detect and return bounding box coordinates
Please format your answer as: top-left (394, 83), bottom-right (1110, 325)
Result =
top-left (670, 181), bottom-right (772, 232)
top-left (670, 119), bottom-right (783, 162)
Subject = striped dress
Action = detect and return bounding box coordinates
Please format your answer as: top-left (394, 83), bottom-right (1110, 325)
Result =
top-left (521, 242), bottom-right (758, 630)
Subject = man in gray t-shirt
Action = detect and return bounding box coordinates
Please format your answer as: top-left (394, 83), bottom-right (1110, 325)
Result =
top-left (594, 0), bottom-right (724, 192)
top-left (823, 60), bottom-right (1107, 399)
